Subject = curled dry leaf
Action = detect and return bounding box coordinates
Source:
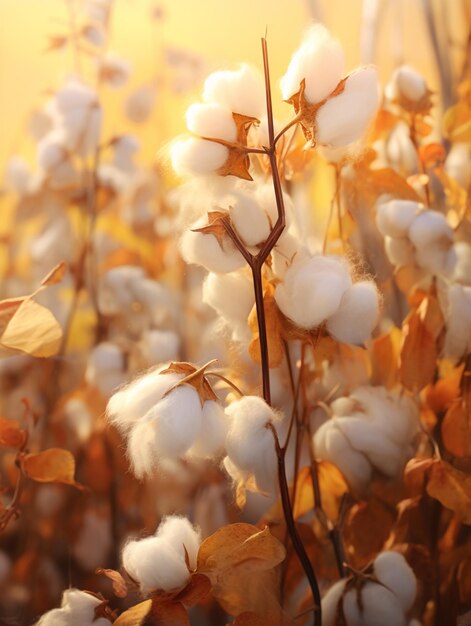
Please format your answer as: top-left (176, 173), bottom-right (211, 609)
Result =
top-left (21, 448), bottom-right (84, 489)
top-left (0, 418), bottom-right (26, 448)
top-left (96, 568), bottom-right (128, 598)
top-left (441, 400), bottom-right (471, 458)
top-left (400, 307), bottom-right (437, 392)
top-left (292, 463), bottom-right (348, 523)
top-left (113, 600), bottom-right (152, 626)
top-left (426, 460), bottom-right (471, 524)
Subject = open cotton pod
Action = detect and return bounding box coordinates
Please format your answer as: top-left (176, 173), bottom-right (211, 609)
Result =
top-left (34, 589), bottom-right (112, 626)
top-left (122, 516), bottom-right (201, 595)
top-left (202, 63), bottom-right (265, 119)
top-left (322, 550), bottom-right (417, 626)
top-left (171, 136), bottom-right (229, 177)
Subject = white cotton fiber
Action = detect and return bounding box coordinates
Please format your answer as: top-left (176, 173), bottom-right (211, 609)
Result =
top-left (274, 255), bottom-right (352, 329)
top-left (374, 551), bottom-right (417, 612)
top-left (386, 65), bottom-right (427, 103)
top-left (326, 280), bottom-right (380, 345)
top-left (446, 143), bottom-right (471, 191)
top-left (384, 236), bottom-right (416, 267)
top-left (122, 516), bottom-right (200, 594)
top-left (146, 385), bottom-right (202, 459)
top-left (122, 535), bottom-right (190, 593)
top-left (189, 400), bottom-right (228, 458)
top-left (452, 242), bottom-right (471, 285)
top-left (376, 200), bottom-right (421, 238)
top-left (35, 589), bottom-right (111, 626)
top-left (343, 581), bottom-right (408, 626)
top-left (156, 516), bottom-right (201, 570)
top-left (180, 217), bottom-right (245, 273)
top-left (225, 396), bottom-right (281, 494)
top-left (280, 23), bottom-right (345, 103)
top-left (255, 182), bottom-right (294, 229)
top-left (415, 240), bottom-right (454, 275)
top-left (230, 192), bottom-right (271, 247)
top-left (140, 329), bottom-right (180, 365)
top-left (106, 368), bottom-right (182, 434)
top-left (440, 282), bottom-right (471, 359)
top-left (408, 210), bottom-right (453, 250)
top-left (171, 137), bottom-right (229, 177)
top-left (315, 67), bottom-right (380, 148)
top-left (321, 579), bottom-right (348, 626)
top-left (37, 132), bottom-right (66, 172)
top-left (202, 64), bottom-right (265, 119)
top-left (202, 270), bottom-right (254, 331)
top-left (186, 103), bottom-right (237, 142)
top-left (271, 232), bottom-right (307, 280)
top-left (127, 412), bottom-right (160, 478)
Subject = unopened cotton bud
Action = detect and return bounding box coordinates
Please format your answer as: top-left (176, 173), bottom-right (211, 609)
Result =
top-left (408, 210), bottom-right (453, 250)
top-left (122, 516), bottom-right (201, 594)
top-left (376, 200), bottom-right (421, 238)
top-left (280, 23), bottom-right (345, 103)
top-left (374, 551), bottom-right (417, 612)
top-left (326, 281), bottom-right (380, 345)
top-left (225, 396), bottom-right (281, 494)
top-left (35, 589), bottom-right (112, 626)
top-left (202, 64), bottom-right (265, 118)
top-left (275, 255), bottom-right (352, 329)
top-left (171, 137), bottom-right (228, 177)
top-left (386, 64), bottom-right (427, 103)
top-left (186, 103), bottom-right (237, 142)
top-left (316, 67), bottom-right (380, 148)
top-left (180, 217), bottom-right (245, 273)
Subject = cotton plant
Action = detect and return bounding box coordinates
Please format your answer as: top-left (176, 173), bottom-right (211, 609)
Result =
top-left (314, 386), bottom-right (419, 492)
top-left (34, 589), bottom-right (112, 626)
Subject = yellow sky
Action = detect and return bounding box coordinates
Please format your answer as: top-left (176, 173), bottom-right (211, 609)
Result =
top-left (0, 0), bottom-right (467, 171)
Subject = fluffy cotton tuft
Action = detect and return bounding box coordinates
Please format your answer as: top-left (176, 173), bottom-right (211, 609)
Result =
top-left (274, 255), bottom-right (352, 329)
top-left (314, 386), bottom-right (418, 491)
top-left (224, 396), bottom-right (281, 494)
top-left (376, 200), bottom-right (421, 238)
top-left (202, 64), bottom-right (265, 119)
top-left (438, 281), bottom-right (471, 359)
top-left (186, 103), bottom-right (237, 142)
top-left (34, 589), bottom-right (112, 626)
top-left (180, 216), bottom-right (245, 273)
top-left (322, 551), bottom-right (417, 626)
top-left (386, 65), bottom-right (428, 103)
top-left (229, 191), bottom-right (271, 247)
top-left (171, 137), bottom-right (229, 177)
top-left (202, 270), bottom-right (254, 341)
top-left (315, 67), bottom-right (380, 148)
top-left (326, 281), bottom-right (380, 345)
top-left (280, 24), bottom-right (345, 103)
top-left (85, 342), bottom-right (126, 398)
top-left (122, 516), bottom-right (201, 594)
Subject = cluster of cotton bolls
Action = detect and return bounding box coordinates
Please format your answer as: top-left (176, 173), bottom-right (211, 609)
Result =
top-left (171, 64), bottom-right (265, 177)
top-left (122, 516), bottom-right (200, 594)
top-left (106, 365), bottom-right (227, 477)
top-left (280, 23), bottom-right (380, 149)
top-left (35, 589), bottom-right (112, 626)
top-left (275, 254), bottom-right (381, 345)
top-left (314, 386), bottom-right (418, 491)
top-left (322, 551), bottom-right (417, 626)
top-left (376, 199), bottom-right (457, 279)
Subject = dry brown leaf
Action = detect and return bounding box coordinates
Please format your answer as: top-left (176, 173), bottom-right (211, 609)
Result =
top-left (96, 568), bottom-right (128, 598)
top-left (292, 463), bottom-right (348, 523)
top-left (404, 457), bottom-right (434, 496)
top-left (39, 262), bottom-right (67, 288)
top-left (442, 401), bottom-right (471, 458)
top-left (400, 309), bottom-right (437, 391)
top-left (113, 600), bottom-right (152, 626)
top-left (371, 328), bottom-right (401, 388)
top-left (0, 418), bottom-right (26, 448)
top-left (426, 460), bottom-right (471, 524)
top-left (21, 448), bottom-right (84, 489)
top-left (150, 599), bottom-right (189, 626)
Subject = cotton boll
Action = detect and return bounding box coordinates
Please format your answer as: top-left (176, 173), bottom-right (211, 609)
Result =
top-left (326, 281), bottom-right (380, 345)
top-left (127, 413), bottom-right (159, 477)
top-left (225, 396), bottom-right (280, 493)
top-left (113, 135), bottom-right (139, 171)
top-left (6, 157), bottom-right (31, 195)
top-left (316, 67), bottom-right (380, 148)
top-left (202, 270), bottom-right (253, 340)
top-left (144, 385), bottom-right (202, 459)
top-left (180, 217), bottom-right (245, 273)
top-left (376, 200), bottom-right (421, 238)
top-left (98, 53), bottom-right (131, 88)
top-left (156, 516), bottom-right (201, 570)
top-left (37, 132), bottom-right (67, 172)
top-left (229, 192), bottom-right (271, 246)
top-left (86, 342), bottom-right (126, 397)
top-left (446, 143), bottom-right (471, 190)
top-left (452, 242), bottom-right (471, 285)
top-left (440, 283), bottom-right (471, 359)
top-left (343, 581), bottom-right (408, 626)
top-left (271, 232), bottom-right (308, 280)
top-left (35, 589), bottom-right (112, 626)
top-left (280, 23), bottom-right (345, 103)
top-left (384, 236), bottom-right (416, 266)
top-left (321, 579), bottom-right (347, 626)
top-left (386, 65), bottom-right (427, 103)
top-left (255, 183), bottom-right (294, 230)
top-left (122, 535), bottom-right (190, 594)
top-left (374, 551), bottom-right (417, 612)
top-left (275, 255), bottom-right (352, 329)
top-left (64, 398), bottom-right (93, 443)
top-left (125, 83), bottom-right (157, 123)
top-left (140, 330), bottom-right (180, 365)
top-left (171, 137), bottom-right (229, 177)
top-left (408, 210), bottom-right (453, 250)
top-left (186, 103), bottom-right (237, 142)
top-left (202, 64), bottom-right (265, 119)
top-left (189, 400), bottom-right (228, 458)
top-left (415, 239), bottom-right (455, 275)
top-left (106, 368), bottom-right (183, 435)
